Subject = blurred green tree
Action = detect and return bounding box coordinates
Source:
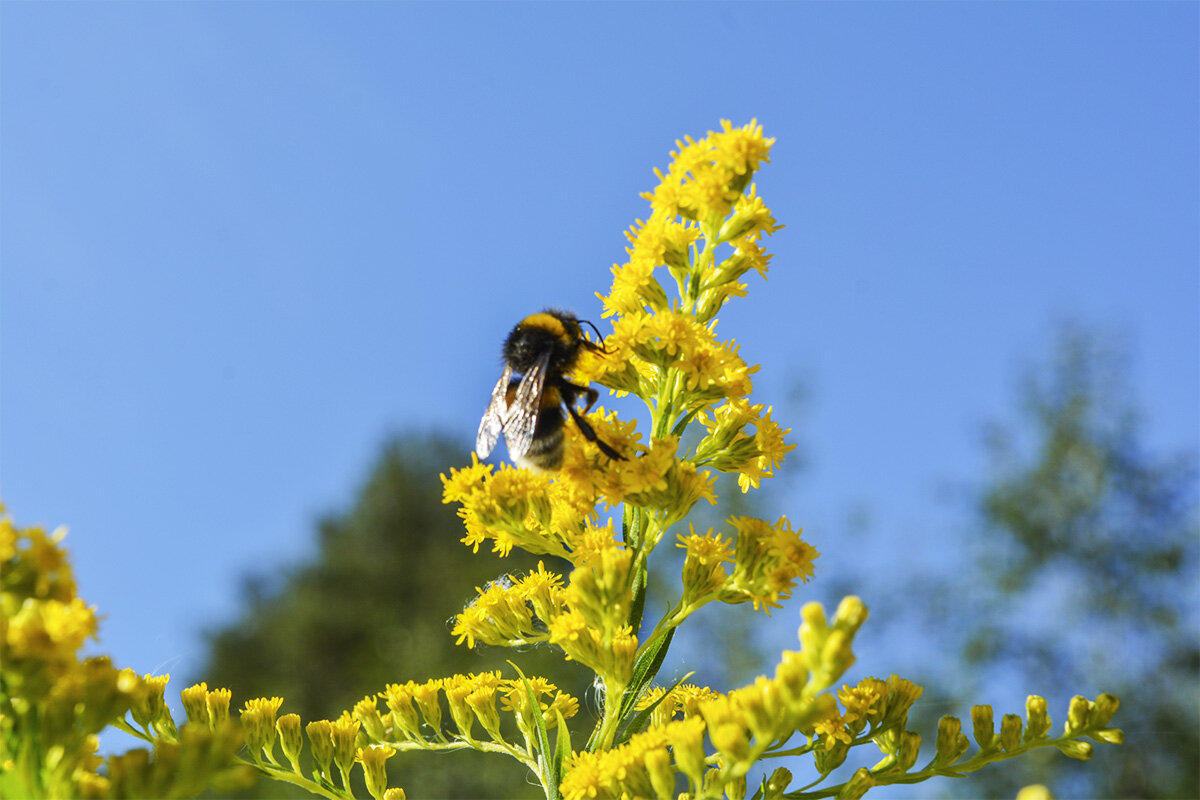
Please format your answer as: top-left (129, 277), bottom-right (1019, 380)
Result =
top-left (195, 433), bottom-right (588, 798)
top-left (929, 324), bottom-right (1198, 798)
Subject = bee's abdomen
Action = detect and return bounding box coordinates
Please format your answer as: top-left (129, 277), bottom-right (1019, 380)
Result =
top-left (516, 409), bottom-right (565, 472)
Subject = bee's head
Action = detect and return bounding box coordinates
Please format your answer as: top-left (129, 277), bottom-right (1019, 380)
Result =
top-left (504, 309), bottom-right (609, 374)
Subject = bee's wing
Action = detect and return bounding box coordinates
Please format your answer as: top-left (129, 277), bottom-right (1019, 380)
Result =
top-left (475, 364), bottom-right (513, 458)
top-left (502, 351), bottom-right (550, 462)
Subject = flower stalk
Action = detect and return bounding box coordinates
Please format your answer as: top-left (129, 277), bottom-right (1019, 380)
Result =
top-left (0, 120), bottom-right (1122, 800)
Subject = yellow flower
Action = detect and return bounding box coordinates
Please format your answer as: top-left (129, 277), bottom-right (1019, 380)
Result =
top-left (380, 683), bottom-right (422, 740)
top-left (676, 684), bottom-right (722, 717)
top-left (599, 215), bottom-right (701, 317)
top-left (559, 750), bottom-right (610, 800)
top-left (721, 516), bottom-right (818, 611)
top-left (277, 713), bottom-right (303, 769)
top-left (749, 405), bottom-right (793, 481)
top-left (812, 708), bottom-right (853, 749)
top-left (305, 719), bottom-right (335, 776)
top-left (838, 679), bottom-right (886, 735)
top-left (410, 679), bottom-right (443, 732)
top-left (357, 744), bottom-right (395, 800)
top-left (563, 546), bottom-right (633, 637)
top-left (560, 726), bottom-right (670, 800)
top-left (181, 683), bottom-right (211, 726)
top-left (642, 745), bottom-right (675, 799)
top-left (353, 694), bottom-right (387, 739)
top-left (6, 596), bottom-right (98, 675)
top-left (644, 119), bottom-right (775, 223)
top-left (499, 674), bottom-right (554, 714)
top-left (571, 334), bottom-right (650, 398)
top-left (711, 119), bottom-right (775, 177)
top-left (565, 522), bottom-right (620, 565)
top-left (546, 609), bottom-right (595, 667)
top-left (718, 184), bottom-right (783, 244)
top-left (331, 713), bottom-right (362, 774)
top-left (665, 716), bottom-right (708, 788)
top-left (466, 683), bottom-right (503, 739)
top-left (443, 676), bottom-right (481, 740)
top-left (240, 696), bottom-right (284, 758)
top-left (130, 673), bottom-right (171, 731)
top-left (453, 576), bottom-right (539, 649)
top-left (880, 674), bottom-right (924, 728)
top-left (515, 561), bottom-right (570, 624)
top-left (545, 691), bottom-right (580, 724)
top-left (695, 399), bottom-right (795, 493)
top-left (206, 687), bottom-right (232, 725)
top-left (439, 454), bottom-right (494, 505)
top-left (678, 527), bottom-right (734, 603)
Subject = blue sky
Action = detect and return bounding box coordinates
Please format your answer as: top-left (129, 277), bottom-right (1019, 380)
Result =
top-left (3, 0), bottom-right (1196, 750)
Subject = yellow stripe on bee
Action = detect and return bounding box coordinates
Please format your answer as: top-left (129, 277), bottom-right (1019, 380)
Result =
top-left (521, 312), bottom-right (568, 338)
top-left (541, 385), bottom-right (562, 407)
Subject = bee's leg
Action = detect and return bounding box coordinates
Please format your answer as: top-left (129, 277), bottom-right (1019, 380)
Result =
top-left (565, 403), bottom-right (625, 461)
top-left (562, 381), bottom-right (600, 414)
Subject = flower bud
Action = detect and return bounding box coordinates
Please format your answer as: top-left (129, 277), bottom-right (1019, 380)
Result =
top-left (897, 731), bottom-right (922, 772)
top-left (1000, 713), bottom-right (1023, 752)
top-left (354, 696), bottom-right (387, 741)
top-left (305, 720), bottom-right (334, 778)
top-left (1024, 695), bottom-right (1051, 741)
top-left (933, 715), bottom-right (968, 766)
top-left (358, 744), bottom-right (395, 800)
top-left (206, 688), bottom-right (232, 726)
top-left (970, 704), bottom-right (995, 749)
top-left (331, 716), bottom-right (361, 776)
top-left (643, 746), bottom-right (675, 800)
top-left (1065, 695), bottom-right (1090, 735)
top-left (180, 683), bottom-right (210, 726)
top-left (763, 767), bottom-right (791, 799)
top-left (277, 714), bottom-right (303, 771)
top-left (1089, 693), bottom-right (1119, 728)
top-left (836, 767), bottom-right (875, 800)
top-left (1054, 738), bottom-right (1094, 760)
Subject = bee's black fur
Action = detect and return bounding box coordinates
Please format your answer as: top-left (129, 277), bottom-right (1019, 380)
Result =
top-left (477, 309), bottom-right (624, 471)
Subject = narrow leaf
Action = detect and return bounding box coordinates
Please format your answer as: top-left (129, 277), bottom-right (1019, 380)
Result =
top-left (618, 627), bottom-right (676, 721)
top-left (615, 670), bottom-right (694, 746)
top-left (508, 662), bottom-right (559, 800)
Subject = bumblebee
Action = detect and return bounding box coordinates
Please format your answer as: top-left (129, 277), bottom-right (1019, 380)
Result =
top-left (476, 309), bottom-right (625, 471)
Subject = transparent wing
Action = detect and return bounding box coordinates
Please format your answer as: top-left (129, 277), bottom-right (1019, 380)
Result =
top-left (475, 364), bottom-right (513, 458)
top-left (502, 351), bottom-right (550, 462)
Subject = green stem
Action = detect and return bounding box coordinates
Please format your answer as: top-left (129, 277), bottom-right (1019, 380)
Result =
top-left (240, 760), bottom-right (350, 800)
top-left (111, 718), bottom-right (156, 743)
top-left (783, 728), bottom-right (1112, 798)
top-left (591, 674), bottom-right (626, 751)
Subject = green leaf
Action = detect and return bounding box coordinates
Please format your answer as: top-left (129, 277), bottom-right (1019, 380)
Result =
top-left (508, 662), bottom-right (559, 800)
top-left (671, 407), bottom-right (704, 439)
top-left (554, 707), bottom-right (573, 779)
top-left (617, 627), bottom-right (677, 722)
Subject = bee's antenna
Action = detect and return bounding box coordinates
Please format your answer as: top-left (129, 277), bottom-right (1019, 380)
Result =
top-left (580, 318), bottom-right (609, 351)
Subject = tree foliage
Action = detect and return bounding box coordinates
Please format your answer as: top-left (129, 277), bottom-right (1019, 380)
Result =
top-left (945, 324), bottom-right (1198, 798)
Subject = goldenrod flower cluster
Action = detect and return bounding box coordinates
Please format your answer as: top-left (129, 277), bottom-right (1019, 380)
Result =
top-left (559, 598), bottom-right (869, 799)
top-left (437, 124), bottom-right (826, 790)
top-left (162, 670), bottom-right (583, 800)
top-left (0, 509), bottom-right (252, 799)
top-left (442, 118), bottom-right (810, 666)
top-left (0, 120), bottom-right (1124, 800)
top-left (433, 120), bottom-right (1122, 798)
